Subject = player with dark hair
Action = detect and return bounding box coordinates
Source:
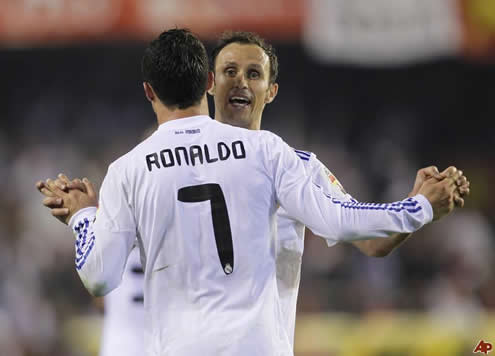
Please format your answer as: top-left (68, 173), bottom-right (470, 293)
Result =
top-left (141, 29), bottom-right (209, 109)
top-left (37, 29), bottom-right (467, 355)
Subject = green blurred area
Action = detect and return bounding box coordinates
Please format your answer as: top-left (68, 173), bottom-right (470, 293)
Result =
top-left (294, 312), bottom-right (495, 356)
top-left (65, 311), bottom-right (495, 356)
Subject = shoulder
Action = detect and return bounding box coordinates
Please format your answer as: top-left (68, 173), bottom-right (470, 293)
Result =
top-left (293, 149), bottom-right (314, 163)
top-left (292, 148), bottom-right (351, 199)
top-left (292, 148), bottom-right (320, 172)
top-left (256, 129), bottom-right (291, 150)
top-left (104, 142), bottom-right (146, 185)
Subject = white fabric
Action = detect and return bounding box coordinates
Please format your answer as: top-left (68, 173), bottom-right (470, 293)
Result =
top-left (93, 151), bottom-right (353, 355)
top-left (276, 151), bottom-right (353, 347)
top-left (69, 115), bottom-right (433, 356)
top-left (99, 247), bottom-right (144, 356)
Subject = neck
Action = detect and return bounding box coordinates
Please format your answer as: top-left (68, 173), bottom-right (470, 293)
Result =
top-left (215, 114), bottom-right (261, 131)
top-left (155, 95), bottom-right (210, 126)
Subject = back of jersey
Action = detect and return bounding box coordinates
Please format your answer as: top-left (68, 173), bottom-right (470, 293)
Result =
top-left (117, 115), bottom-right (291, 355)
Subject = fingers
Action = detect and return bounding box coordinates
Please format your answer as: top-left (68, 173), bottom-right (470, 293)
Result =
top-left (45, 179), bottom-right (68, 197)
top-left (35, 180), bottom-right (45, 192)
top-left (440, 166), bottom-right (469, 190)
top-left (54, 178), bottom-right (67, 191)
top-left (438, 166), bottom-right (471, 196)
top-left (454, 195), bottom-right (465, 208)
top-left (456, 175), bottom-right (467, 187)
top-left (459, 186), bottom-right (470, 196)
top-left (443, 168), bottom-right (462, 184)
top-left (51, 208), bottom-right (70, 217)
top-left (440, 176), bottom-right (457, 189)
top-left (440, 166), bottom-right (457, 178)
top-left (453, 169), bottom-right (463, 182)
top-left (42, 197), bottom-right (63, 208)
top-left (66, 180), bottom-right (87, 192)
top-left (420, 166), bottom-right (443, 180)
top-left (36, 181), bottom-right (57, 198)
top-left (83, 178), bottom-right (97, 199)
top-left (57, 173), bottom-right (71, 183)
top-left (54, 174), bottom-right (89, 193)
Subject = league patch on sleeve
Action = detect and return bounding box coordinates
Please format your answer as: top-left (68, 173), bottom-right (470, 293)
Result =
top-left (323, 167), bottom-right (347, 196)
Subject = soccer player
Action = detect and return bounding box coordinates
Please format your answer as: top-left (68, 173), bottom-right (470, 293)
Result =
top-left (37, 30), bottom-right (468, 355)
top-left (207, 31), bottom-right (470, 345)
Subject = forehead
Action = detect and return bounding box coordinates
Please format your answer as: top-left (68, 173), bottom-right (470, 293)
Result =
top-left (216, 43), bottom-right (270, 71)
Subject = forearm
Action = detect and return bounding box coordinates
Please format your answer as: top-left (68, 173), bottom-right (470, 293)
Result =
top-left (69, 207), bottom-right (133, 296)
top-left (351, 233), bottom-right (411, 257)
top-left (282, 179), bottom-right (433, 245)
top-left (272, 139), bottom-right (434, 246)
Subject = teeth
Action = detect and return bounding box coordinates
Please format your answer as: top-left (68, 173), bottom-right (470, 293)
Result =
top-left (231, 96), bottom-right (249, 102)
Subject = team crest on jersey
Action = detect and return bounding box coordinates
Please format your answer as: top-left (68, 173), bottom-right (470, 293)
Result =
top-left (323, 167), bottom-right (347, 195)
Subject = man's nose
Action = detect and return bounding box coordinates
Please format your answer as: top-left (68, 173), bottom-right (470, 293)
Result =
top-left (234, 72), bottom-right (248, 88)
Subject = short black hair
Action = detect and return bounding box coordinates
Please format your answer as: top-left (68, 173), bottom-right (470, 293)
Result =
top-left (210, 31), bottom-right (279, 84)
top-left (142, 28), bottom-right (209, 109)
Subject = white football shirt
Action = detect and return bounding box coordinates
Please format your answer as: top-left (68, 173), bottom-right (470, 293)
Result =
top-left (97, 149), bottom-right (349, 355)
top-left (69, 115), bottom-right (433, 356)
top-left (276, 150), bottom-right (352, 348)
top-left (99, 246), bottom-right (144, 356)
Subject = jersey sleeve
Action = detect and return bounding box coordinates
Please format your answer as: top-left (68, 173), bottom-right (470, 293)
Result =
top-left (263, 133), bottom-right (434, 247)
top-left (309, 155), bottom-right (353, 203)
top-left (68, 162), bottom-right (137, 296)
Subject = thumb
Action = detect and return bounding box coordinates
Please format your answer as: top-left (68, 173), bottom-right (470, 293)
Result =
top-left (82, 178), bottom-right (97, 199)
top-left (422, 166), bottom-right (442, 180)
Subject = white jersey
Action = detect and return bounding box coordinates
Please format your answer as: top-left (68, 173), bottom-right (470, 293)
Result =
top-left (69, 115), bottom-right (432, 356)
top-left (276, 150), bottom-right (352, 347)
top-left (98, 150), bottom-right (342, 355)
top-left (98, 151), bottom-right (348, 354)
top-left (100, 246), bottom-right (144, 356)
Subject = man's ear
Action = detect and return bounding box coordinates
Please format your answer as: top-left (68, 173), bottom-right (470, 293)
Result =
top-left (264, 82), bottom-right (278, 104)
top-left (143, 82), bottom-right (155, 102)
top-left (207, 71), bottom-right (216, 96)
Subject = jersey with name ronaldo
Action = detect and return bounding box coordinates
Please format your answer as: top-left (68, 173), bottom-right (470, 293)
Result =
top-left (70, 115), bottom-right (433, 356)
top-left (99, 153), bottom-right (351, 354)
top-left (98, 152), bottom-right (351, 354)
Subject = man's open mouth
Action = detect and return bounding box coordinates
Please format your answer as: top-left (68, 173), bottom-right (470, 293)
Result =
top-left (229, 96), bottom-right (251, 107)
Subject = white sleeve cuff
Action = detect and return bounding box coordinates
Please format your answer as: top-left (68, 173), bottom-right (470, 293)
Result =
top-left (413, 194), bottom-right (433, 224)
top-left (68, 206), bottom-right (98, 230)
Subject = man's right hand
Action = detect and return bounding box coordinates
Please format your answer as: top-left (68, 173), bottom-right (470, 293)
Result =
top-left (409, 166), bottom-right (469, 208)
top-left (417, 172), bottom-right (460, 221)
top-left (36, 174), bottom-right (98, 225)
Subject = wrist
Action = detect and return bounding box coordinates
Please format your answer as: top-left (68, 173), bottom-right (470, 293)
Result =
top-left (68, 206), bottom-right (98, 230)
top-left (411, 194), bottom-right (433, 224)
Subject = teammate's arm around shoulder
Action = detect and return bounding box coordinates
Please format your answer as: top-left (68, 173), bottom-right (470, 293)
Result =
top-left (69, 163), bottom-right (137, 297)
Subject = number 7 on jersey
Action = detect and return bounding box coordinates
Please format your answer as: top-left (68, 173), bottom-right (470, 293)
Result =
top-left (178, 183), bottom-right (234, 275)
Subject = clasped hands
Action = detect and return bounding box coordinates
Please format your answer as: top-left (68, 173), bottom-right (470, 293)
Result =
top-left (36, 165), bottom-right (470, 225)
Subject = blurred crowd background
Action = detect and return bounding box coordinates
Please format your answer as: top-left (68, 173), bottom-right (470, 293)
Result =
top-left (1, 0), bottom-right (494, 355)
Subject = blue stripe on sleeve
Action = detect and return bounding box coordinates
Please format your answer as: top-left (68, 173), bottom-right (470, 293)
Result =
top-left (314, 183), bottom-right (422, 214)
top-left (294, 149), bottom-right (311, 157)
top-left (74, 218), bottom-right (96, 270)
top-left (296, 154), bottom-right (309, 161)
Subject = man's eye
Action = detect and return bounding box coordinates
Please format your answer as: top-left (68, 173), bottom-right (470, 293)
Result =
top-left (226, 68), bottom-right (236, 76)
top-left (249, 71), bottom-right (260, 79)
